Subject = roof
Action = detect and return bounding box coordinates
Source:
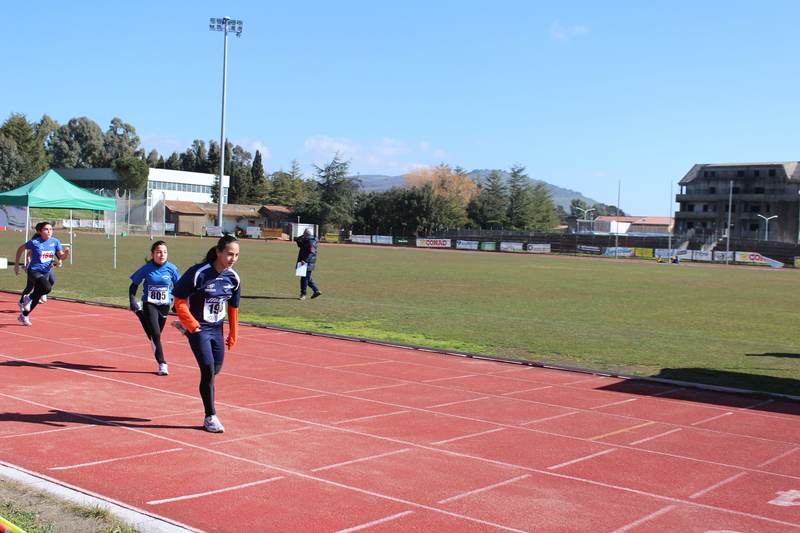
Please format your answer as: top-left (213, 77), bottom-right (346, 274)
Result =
top-left (261, 205), bottom-right (293, 219)
top-left (0, 170), bottom-right (117, 210)
top-left (594, 216), bottom-right (673, 225)
top-left (164, 200), bottom-right (206, 215)
top-left (679, 162), bottom-right (800, 185)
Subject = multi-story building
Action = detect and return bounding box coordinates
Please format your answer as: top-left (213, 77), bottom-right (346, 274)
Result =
top-left (675, 162), bottom-right (800, 243)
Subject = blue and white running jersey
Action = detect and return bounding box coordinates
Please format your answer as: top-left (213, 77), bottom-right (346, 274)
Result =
top-left (25, 236), bottom-right (63, 273)
top-left (130, 261), bottom-right (181, 306)
top-left (173, 263), bottom-right (241, 327)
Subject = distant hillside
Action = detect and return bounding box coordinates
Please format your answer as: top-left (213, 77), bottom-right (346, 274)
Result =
top-left (354, 170), bottom-right (599, 211)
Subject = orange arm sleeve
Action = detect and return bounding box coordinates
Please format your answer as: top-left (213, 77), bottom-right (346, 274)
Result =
top-left (174, 297), bottom-right (201, 333)
top-left (226, 306), bottom-right (239, 349)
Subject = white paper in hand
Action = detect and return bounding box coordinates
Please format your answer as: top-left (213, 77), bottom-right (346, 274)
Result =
top-left (295, 262), bottom-right (308, 277)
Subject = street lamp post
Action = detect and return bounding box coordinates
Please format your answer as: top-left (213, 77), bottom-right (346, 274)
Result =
top-left (757, 214), bottom-right (777, 240)
top-left (209, 16), bottom-right (243, 230)
top-left (575, 207), bottom-right (595, 233)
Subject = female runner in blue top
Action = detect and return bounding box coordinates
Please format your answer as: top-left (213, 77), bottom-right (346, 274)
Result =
top-left (172, 235), bottom-right (241, 433)
top-left (13, 222), bottom-right (70, 326)
top-left (129, 240), bottom-right (181, 376)
top-left (17, 223), bottom-right (60, 312)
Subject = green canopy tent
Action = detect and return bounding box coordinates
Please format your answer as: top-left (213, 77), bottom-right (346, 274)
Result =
top-left (0, 169), bottom-right (118, 266)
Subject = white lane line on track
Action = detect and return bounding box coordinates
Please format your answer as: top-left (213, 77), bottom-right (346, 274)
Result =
top-left (426, 396), bottom-right (492, 409)
top-left (757, 447), bottom-right (799, 468)
top-left (547, 449), bottom-right (616, 470)
top-left (332, 511), bottom-right (415, 533)
top-left (49, 448), bottom-right (183, 470)
top-left (431, 428), bottom-right (507, 446)
top-left (311, 449), bottom-right (412, 472)
top-left (689, 472), bottom-right (748, 499)
top-left (437, 474), bottom-right (531, 504)
top-left (690, 412), bottom-right (733, 426)
top-left (608, 505), bottom-right (677, 533)
top-left (629, 428), bottom-right (683, 446)
top-left (147, 476), bottom-right (285, 505)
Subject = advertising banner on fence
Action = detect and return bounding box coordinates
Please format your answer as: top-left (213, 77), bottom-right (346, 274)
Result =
top-left (0, 206), bottom-right (27, 230)
top-left (603, 247), bottom-right (635, 257)
top-left (577, 245), bottom-right (602, 254)
top-left (692, 250), bottom-right (713, 261)
top-left (416, 238), bottom-right (451, 248)
top-left (655, 249), bottom-right (676, 258)
top-left (526, 244), bottom-right (551, 253)
top-left (351, 235), bottom-right (371, 244)
top-left (322, 232), bottom-right (339, 242)
top-left (457, 240), bottom-right (479, 250)
top-left (246, 226), bottom-right (261, 237)
top-left (634, 248), bottom-right (654, 258)
top-left (372, 235), bottom-right (393, 245)
top-left (714, 251), bottom-right (733, 262)
top-left (735, 251), bottom-right (784, 268)
top-left (262, 228), bottom-right (283, 239)
top-left (480, 242), bottom-right (496, 251)
top-left (500, 242), bottom-right (524, 252)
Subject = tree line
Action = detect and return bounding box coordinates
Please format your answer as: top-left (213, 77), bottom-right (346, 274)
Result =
top-left (1, 113), bottom-right (623, 235)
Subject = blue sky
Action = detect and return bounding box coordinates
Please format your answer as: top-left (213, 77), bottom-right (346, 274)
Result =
top-left (3, 0), bottom-right (799, 215)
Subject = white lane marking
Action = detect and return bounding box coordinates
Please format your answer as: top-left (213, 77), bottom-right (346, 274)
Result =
top-left (49, 448), bottom-right (183, 470)
top-left (438, 474), bottom-right (531, 504)
top-left (427, 396), bottom-right (491, 409)
top-left (332, 511), bottom-right (415, 533)
top-left (629, 428), bottom-right (683, 446)
top-left (311, 449), bottom-right (412, 472)
top-left (147, 476), bottom-right (285, 504)
top-left (431, 428), bottom-right (507, 445)
top-left (608, 505), bottom-right (678, 533)
top-left (757, 447), bottom-right (799, 468)
top-left (547, 449), bottom-right (616, 470)
top-left (689, 472), bottom-right (748, 499)
top-left (691, 412), bottom-right (733, 426)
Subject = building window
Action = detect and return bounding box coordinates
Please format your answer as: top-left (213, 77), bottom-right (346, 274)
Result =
top-left (737, 170), bottom-right (745, 177)
top-left (766, 204), bottom-right (770, 213)
top-left (754, 170), bottom-right (760, 177)
top-left (709, 187), bottom-right (716, 194)
top-left (732, 187), bottom-right (740, 194)
top-left (710, 171), bottom-right (716, 177)
top-left (755, 187), bottom-right (765, 194)
top-left (769, 169), bottom-right (776, 177)
top-left (687, 221), bottom-right (694, 229)
top-left (703, 171), bottom-right (708, 177)
top-left (750, 205), bottom-right (759, 212)
top-left (749, 223), bottom-right (759, 231)
top-left (701, 222), bottom-right (708, 228)
top-left (688, 204), bottom-right (695, 212)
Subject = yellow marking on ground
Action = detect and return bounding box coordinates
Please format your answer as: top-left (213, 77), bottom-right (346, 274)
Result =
top-left (589, 421), bottom-right (656, 441)
top-left (327, 361), bottom-right (394, 368)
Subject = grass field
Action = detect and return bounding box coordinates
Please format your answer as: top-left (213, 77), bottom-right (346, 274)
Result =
top-left (1, 230), bottom-right (798, 397)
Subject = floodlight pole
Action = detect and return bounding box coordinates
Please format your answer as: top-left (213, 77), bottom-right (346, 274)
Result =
top-left (209, 16), bottom-right (243, 230)
top-left (757, 214), bottom-right (777, 241)
top-left (575, 207), bottom-right (594, 234)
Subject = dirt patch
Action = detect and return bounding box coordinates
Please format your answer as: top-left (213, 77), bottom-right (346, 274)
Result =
top-left (0, 477), bottom-right (136, 533)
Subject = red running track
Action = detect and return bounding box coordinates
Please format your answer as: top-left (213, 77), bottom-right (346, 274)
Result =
top-left (1, 292), bottom-right (799, 532)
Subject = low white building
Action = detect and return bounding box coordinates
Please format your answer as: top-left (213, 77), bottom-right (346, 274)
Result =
top-left (55, 168), bottom-right (229, 204)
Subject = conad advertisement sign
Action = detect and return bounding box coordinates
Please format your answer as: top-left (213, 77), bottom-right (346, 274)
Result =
top-left (456, 240), bottom-right (479, 250)
top-left (735, 251), bottom-right (784, 268)
top-left (416, 238), bottom-right (451, 248)
top-left (526, 244), bottom-right (551, 253)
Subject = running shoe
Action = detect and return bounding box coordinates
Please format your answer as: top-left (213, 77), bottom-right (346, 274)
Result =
top-left (298, 294), bottom-right (306, 300)
top-left (311, 291), bottom-right (322, 299)
top-left (203, 415), bottom-right (225, 433)
top-left (158, 363), bottom-right (169, 376)
top-left (18, 294), bottom-right (31, 312)
top-left (17, 313), bottom-right (32, 326)
top-left (39, 294), bottom-right (47, 304)
top-left (171, 320), bottom-right (189, 336)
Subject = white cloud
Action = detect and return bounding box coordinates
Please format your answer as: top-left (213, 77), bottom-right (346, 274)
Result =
top-left (230, 138), bottom-right (271, 161)
top-left (139, 133), bottom-right (189, 156)
top-left (550, 21), bottom-right (588, 41)
top-left (301, 135), bottom-right (448, 175)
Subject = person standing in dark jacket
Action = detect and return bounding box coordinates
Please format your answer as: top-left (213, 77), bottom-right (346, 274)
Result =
top-left (296, 228), bottom-right (321, 300)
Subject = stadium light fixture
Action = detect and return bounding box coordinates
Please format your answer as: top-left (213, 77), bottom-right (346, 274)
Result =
top-left (209, 16), bottom-right (243, 227)
top-left (757, 214), bottom-right (777, 240)
top-left (575, 207), bottom-right (594, 233)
